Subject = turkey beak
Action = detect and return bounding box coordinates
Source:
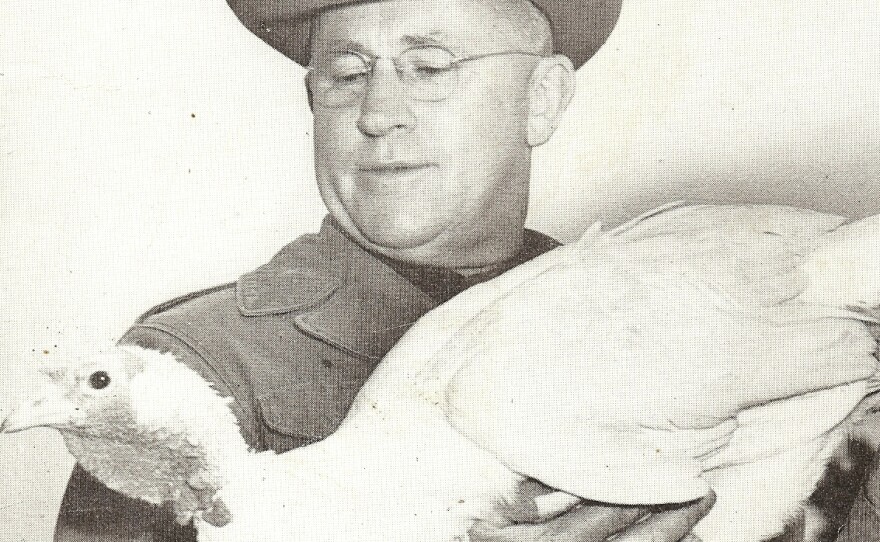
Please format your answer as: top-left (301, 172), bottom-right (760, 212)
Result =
top-left (1, 384), bottom-right (81, 434)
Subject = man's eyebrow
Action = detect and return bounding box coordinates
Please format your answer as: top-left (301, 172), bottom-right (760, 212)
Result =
top-left (320, 39), bottom-right (368, 54)
top-left (316, 34), bottom-right (456, 55)
top-left (401, 33), bottom-right (453, 49)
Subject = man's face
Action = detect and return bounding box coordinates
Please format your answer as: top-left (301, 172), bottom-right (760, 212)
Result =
top-left (310, 0), bottom-right (543, 268)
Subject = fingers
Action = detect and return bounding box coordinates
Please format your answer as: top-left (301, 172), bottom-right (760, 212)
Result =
top-left (496, 479), bottom-right (582, 523)
top-left (470, 502), bottom-right (650, 542)
top-left (495, 479), bottom-right (558, 523)
top-left (613, 490), bottom-right (715, 542)
top-left (471, 483), bottom-right (715, 542)
top-left (534, 492), bottom-right (588, 521)
top-left (516, 478), bottom-right (561, 501)
top-left (550, 503), bottom-right (651, 541)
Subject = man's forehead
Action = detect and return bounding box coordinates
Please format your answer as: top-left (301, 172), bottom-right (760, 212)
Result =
top-left (312, 0), bottom-right (527, 54)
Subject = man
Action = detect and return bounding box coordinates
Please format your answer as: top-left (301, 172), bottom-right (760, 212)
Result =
top-left (53, 1), bottom-right (874, 540)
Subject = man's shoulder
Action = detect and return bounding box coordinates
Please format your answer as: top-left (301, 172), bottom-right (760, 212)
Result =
top-left (133, 224), bottom-right (344, 328)
top-left (135, 281), bottom-right (238, 325)
top-left (120, 219), bottom-right (428, 447)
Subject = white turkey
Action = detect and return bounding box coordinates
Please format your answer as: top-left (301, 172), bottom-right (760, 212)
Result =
top-left (3, 203), bottom-right (879, 542)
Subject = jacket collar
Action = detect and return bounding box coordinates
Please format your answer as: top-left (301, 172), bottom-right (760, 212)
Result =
top-left (236, 216), bottom-right (438, 361)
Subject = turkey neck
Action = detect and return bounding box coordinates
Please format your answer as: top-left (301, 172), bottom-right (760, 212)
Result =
top-left (268, 402), bottom-right (525, 542)
top-left (60, 394), bottom-right (252, 514)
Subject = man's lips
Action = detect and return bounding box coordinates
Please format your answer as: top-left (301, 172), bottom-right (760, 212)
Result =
top-left (357, 162), bottom-right (432, 173)
top-left (355, 163), bottom-right (435, 193)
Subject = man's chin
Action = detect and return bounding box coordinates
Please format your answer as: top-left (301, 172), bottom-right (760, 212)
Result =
top-left (348, 218), bottom-right (447, 254)
top-left (359, 226), bottom-right (439, 252)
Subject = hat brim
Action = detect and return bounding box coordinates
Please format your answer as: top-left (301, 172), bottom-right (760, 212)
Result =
top-left (227, 0), bottom-right (622, 68)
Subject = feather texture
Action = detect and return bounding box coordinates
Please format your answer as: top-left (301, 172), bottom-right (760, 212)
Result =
top-left (3, 203), bottom-right (879, 542)
top-left (363, 204), bottom-right (880, 540)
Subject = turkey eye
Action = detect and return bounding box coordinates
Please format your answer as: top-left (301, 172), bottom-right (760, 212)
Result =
top-left (88, 371), bottom-right (111, 390)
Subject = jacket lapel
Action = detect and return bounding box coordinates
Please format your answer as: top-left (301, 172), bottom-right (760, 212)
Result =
top-left (236, 216), bottom-right (438, 361)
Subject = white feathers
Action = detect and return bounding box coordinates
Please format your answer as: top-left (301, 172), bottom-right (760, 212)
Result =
top-left (799, 212), bottom-right (880, 309)
top-left (125, 345), bottom-right (249, 474)
top-left (7, 203), bottom-right (879, 542)
top-left (122, 346), bottom-right (251, 524)
top-left (383, 204), bottom-right (880, 540)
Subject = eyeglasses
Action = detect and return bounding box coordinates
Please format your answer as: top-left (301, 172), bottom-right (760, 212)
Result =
top-left (307, 45), bottom-right (545, 108)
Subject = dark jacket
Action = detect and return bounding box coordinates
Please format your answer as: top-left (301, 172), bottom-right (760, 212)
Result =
top-left (54, 217), bottom-right (558, 541)
top-left (833, 448), bottom-right (880, 542)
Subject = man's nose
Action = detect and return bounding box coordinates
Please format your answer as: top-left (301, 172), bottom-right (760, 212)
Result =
top-left (356, 62), bottom-right (416, 137)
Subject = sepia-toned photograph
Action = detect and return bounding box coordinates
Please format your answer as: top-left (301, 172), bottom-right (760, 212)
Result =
top-left (1, 1), bottom-right (878, 541)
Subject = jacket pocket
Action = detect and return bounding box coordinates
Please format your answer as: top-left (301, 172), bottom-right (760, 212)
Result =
top-left (255, 391), bottom-right (325, 453)
top-left (253, 350), bottom-right (375, 453)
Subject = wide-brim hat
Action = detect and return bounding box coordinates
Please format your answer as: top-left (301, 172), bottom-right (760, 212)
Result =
top-left (226, 0), bottom-right (623, 69)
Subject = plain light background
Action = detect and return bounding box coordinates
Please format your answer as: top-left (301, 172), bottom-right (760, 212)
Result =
top-left (2, 1), bottom-right (879, 539)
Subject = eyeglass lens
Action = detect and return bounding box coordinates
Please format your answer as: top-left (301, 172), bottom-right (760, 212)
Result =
top-left (309, 46), bottom-right (460, 108)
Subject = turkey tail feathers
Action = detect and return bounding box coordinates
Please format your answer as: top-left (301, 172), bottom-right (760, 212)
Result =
top-left (798, 212), bottom-right (880, 310)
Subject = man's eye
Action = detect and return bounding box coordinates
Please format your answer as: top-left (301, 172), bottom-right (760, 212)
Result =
top-left (327, 54), bottom-right (370, 85)
top-left (413, 64), bottom-right (451, 77)
top-left (333, 70), bottom-right (368, 84)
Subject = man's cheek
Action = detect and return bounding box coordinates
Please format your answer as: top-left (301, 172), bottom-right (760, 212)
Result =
top-left (314, 111), bottom-right (358, 148)
top-left (316, 130), bottom-right (359, 176)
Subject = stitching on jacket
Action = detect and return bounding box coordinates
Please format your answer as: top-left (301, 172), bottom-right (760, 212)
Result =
top-left (134, 283), bottom-right (236, 323)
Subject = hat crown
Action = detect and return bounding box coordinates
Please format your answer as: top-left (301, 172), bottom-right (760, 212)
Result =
top-left (226, 0), bottom-right (623, 68)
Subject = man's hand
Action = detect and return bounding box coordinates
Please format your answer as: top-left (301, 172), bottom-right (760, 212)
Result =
top-left (469, 479), bottom-right (715, 542)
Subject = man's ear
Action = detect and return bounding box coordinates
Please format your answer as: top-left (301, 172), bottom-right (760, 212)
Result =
top-left (526, 55), bottom-right (576, 147)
